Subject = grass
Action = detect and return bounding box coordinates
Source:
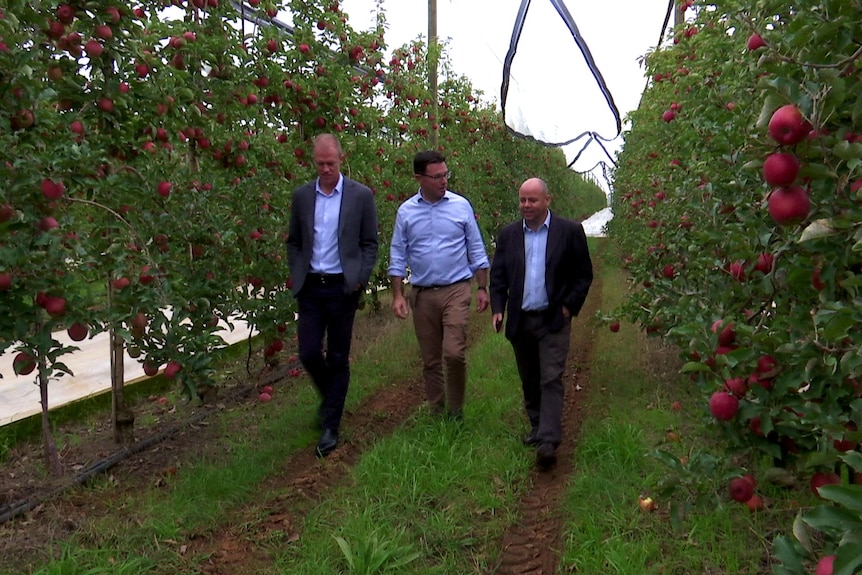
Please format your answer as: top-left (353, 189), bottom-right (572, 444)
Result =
top-left (5, 238), bottom-right (816, 574)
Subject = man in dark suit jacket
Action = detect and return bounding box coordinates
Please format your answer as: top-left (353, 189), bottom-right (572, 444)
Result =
top-left (286, 134), bottom-right (378, 458)
top-left (489, 177), bottom-right (592, 470)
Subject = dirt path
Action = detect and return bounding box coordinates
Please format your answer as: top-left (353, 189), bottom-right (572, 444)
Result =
top-left (491, 272), bottom-right (601, 574)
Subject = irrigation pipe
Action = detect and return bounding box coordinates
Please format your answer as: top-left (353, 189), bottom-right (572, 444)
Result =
top-left (0, 364), bottom-right (291, 526)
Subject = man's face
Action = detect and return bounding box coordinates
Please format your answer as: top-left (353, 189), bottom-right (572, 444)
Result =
top-left (415, 162), bottom-right (449, 202)
top-left (519, 182), bottom-right (551, 228)
top-left (313, 142), bottom-right (343, 190)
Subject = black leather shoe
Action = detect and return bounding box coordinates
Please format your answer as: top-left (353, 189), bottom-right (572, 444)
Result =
top-left (316, 428), bottom-right (338, 458)
top-left (522, 428), bottom-right (540, 446)
top-left (536, 443), bottom-right (557, 470)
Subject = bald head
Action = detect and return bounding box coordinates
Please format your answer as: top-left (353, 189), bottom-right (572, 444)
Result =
top-left (519, 178), bottom-right (551, 230)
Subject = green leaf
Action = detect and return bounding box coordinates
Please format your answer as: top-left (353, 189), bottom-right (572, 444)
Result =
top-left (802, 505), bottom-right (862, 533)
top-left (835, 542), bottom-right (862, 575)
top-left (757, 93), bottom-right (786, 131)
top-left (842, 451), bottom-right (862, 473)
top-left (816, 485), bottom-right (862, 513)
top-left (681, 361), bottom-right (709, 372)
top-left (772, 535), bottom-right (806, 573)
top-left (852, 91), bottom-right (862, 127)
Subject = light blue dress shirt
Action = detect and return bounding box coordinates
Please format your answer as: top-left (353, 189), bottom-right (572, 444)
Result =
top-left (388, 190), bottom-right (489, 286)
top-left (310, 174), bottom-right (344, 274)
top-left (521, 211), bottom-right (550, 311)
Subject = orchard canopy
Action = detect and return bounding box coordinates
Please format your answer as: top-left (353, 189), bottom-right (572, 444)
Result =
top-left (0, 0), bottom-right (607, 396)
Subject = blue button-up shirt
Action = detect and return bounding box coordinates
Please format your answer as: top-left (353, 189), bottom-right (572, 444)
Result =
top-left (388, 190), bottom-right (489, 286)
top-left (310, 174), bottom-right (344, 274)
top-left (521, 211), bottom-right (550, 311)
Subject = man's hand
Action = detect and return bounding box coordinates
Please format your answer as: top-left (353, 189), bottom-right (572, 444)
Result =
top-left (562, 306), bottom-right (571, 319)
top-left (476, 289), bottom-right (489, 312)
top-left (392, 294), bottom-right (409, 319)
top-left (492, 313), bottom-right (503, 333)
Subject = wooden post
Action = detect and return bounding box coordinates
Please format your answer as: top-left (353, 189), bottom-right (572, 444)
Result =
top-left (428, 0), bottom-right (438, 149)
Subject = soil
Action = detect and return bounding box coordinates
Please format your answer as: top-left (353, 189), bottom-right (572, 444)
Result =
top-left (0, 262), bottom-right (655, 574)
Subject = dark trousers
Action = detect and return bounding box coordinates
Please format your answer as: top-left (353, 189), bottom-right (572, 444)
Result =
top-left (510, 314), bottom-right (571, 446)
top-left (296, 281), bottom-right (360, 432)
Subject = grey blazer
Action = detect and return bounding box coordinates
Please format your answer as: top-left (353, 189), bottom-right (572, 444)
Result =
top-left (286, 177), bottom-right (379, 295)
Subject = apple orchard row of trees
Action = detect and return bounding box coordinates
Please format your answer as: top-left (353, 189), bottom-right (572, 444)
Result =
top-left (0, 1), bottom-right (606, 474)
top-left (610, 0), bottom-right (861, 573)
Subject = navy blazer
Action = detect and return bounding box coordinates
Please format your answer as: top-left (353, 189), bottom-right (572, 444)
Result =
top-left (286, 177), bottom-right (379, 295)
top-left (489, 213), bottom-right (593, 340)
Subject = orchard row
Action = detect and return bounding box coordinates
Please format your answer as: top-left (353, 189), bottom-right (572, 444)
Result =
top-left (0, 1), bottom-right (605, 471)
top-left (610, 1), bottom-right (861, 573)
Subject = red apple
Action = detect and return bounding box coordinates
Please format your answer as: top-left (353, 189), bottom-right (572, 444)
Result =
top-left (729, 477), bottom-right (754, 502)
top-left (768, 185), bottom-right (810, 225)
top-left (298, 43), bottom-right (310, 54)
top-left (163, 361), bottom-right (182, 379)
top-left (717, 322), bottom-right (735, 346)
top-left (157, 181), bottom-right (172, 197)
top-left (70, 120), bottom-right (84, 135)
top-left (67, 321), bottom-right (89, 341)
top-left (709, 391), bottom-right (739, 420)
top-left (97, 97), bottom-right (114, 113)
top-left (111, 277), bottom-right (130, 290)
top-left (94, 24), bottom-right (112, 40)
top-left (84, 39), bottom-right (103, 58)
top-left (0, 203), bottom-right (14, 223)
top-left (747, 33), bottom-right (766, 51)
top-left (753, 252), bottom-right (774, 274)
top-left (724, 377), bottom-right (749, 397)
top-left (662, 109), bottom-right (675, 122)
top-left (259, 392), bottom-right (272, 402)
top-left (13, 351), bottom-right (37, 375)
top-left (41, 178), bottom-right (65, 200)
top-left (744, 494), bottom-right (765, 512)
top-left (662, 264), bottom-right (675, 279)
top-left (0, 272), bottom-right (11, 291)
top-left (768, 104), bottom-right (811, 145)
top-left (143, 361), bottom-right (160, 376)
top-left (42, 295), bottom-right (66, 317)
top-left (729, 260), bottom-right (746, 282)
top-left (810, 471), bottom-right (841, 497)
top-left (762, 153), bottom-right (800, 186)
top-left (815, 555), bottom-right (836, 575)
top-left (609, 321), bottom-right (620, 333)
top-left (56, 4), bottom-right (76, 24)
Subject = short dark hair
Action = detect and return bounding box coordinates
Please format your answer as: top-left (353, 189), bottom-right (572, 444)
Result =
top-left (413, 150), bottom-right (446, 175)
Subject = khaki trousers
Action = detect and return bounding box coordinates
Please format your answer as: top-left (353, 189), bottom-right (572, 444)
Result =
top-left (408, 280), bottom-right (472, 413)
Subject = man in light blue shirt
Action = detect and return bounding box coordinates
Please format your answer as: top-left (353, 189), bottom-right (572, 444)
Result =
top-left (389, 150), bottom-right (490, 420)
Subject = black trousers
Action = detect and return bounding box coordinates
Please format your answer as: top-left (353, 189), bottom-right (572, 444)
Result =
top-left (510, 314), bottom-right (572, 446)
top-left (296, 278), bottom-right (360, 432)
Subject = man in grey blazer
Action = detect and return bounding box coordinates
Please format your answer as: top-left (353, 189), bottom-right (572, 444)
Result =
top-left (489, 177), bottom-right (592, 470)
top-left (286, 134), bottom-right (379, 458)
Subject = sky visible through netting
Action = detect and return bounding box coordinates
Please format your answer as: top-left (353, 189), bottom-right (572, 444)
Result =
top-left (342, 0), bottom-right (675, 195)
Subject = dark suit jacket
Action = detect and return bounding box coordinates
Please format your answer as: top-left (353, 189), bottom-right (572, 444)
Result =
top-left (489, 213), bottom-right (593, 341)
top-left (286, 177), bottom-right (379, 295)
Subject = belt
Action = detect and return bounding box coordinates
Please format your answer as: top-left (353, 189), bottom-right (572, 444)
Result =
top-left (521, 309), bottom-right (547, 317)
top-left (414, 279), bottom-right (469, 291)
top-left (307, 272), bottom-right (344, 285)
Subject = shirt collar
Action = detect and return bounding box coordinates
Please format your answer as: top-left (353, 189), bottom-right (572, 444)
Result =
top-left (315, 173), bottom-right (344, 196)
top-left (523, 210), bottom-right (551, 232)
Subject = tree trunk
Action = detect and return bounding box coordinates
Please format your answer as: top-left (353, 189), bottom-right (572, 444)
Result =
top-left (109, 281), bottom-right (135, 445)
top-left (38, 354), bottom-right (63, 477)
